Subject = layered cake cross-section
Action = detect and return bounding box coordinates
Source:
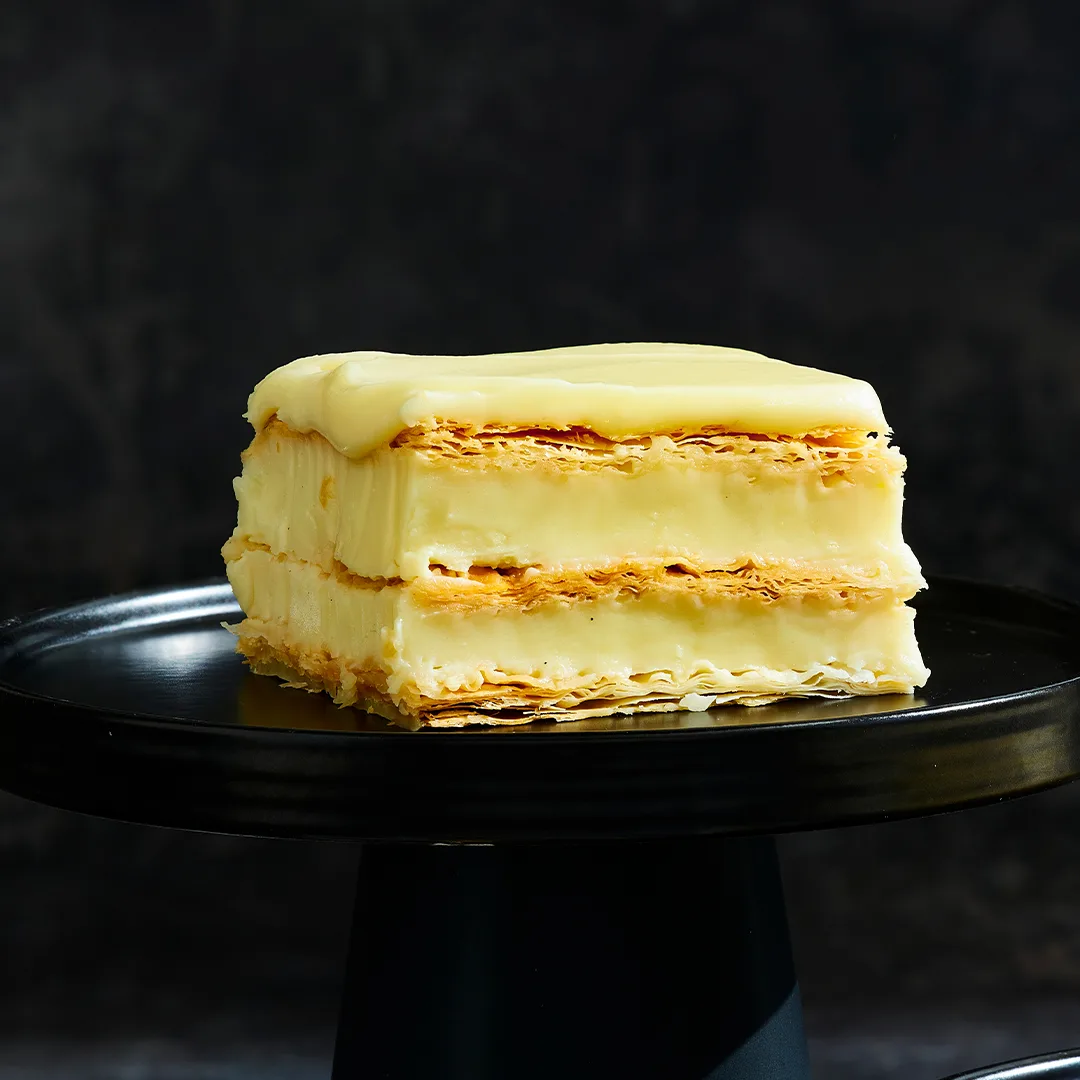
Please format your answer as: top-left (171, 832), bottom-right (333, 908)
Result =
top-left (222, 343), bottom-right (929, 726)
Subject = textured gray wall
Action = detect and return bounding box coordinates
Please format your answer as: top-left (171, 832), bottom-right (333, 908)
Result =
top-left (3, 1), bottom-right (1079, 616)
top-left (3, 3), bottom-right (1079, 1075)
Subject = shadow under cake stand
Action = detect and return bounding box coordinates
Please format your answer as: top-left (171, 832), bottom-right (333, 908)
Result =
top-left (1, 577), bottom-right (1078, 1080)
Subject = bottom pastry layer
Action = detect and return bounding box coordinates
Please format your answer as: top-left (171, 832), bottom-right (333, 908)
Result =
top-left (226, 547), bottom-right (929, 727)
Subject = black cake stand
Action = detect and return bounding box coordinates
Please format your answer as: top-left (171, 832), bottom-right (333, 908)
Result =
top-left (1, 577), bottom-right (1079, 1080)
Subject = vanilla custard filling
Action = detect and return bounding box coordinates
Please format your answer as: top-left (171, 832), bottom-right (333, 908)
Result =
top-left (232, 426), bottom-right (924, 589)
top-left (227, 546), bottom-right (929, 705)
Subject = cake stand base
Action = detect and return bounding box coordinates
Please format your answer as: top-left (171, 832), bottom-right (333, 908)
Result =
top-left (3, 578), bottom-right (1079, 1078)
top-left (331, 836), bottom-right (808, 1080)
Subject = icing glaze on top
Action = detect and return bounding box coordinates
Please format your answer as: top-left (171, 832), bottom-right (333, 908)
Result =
top-left (245, 342), bottom-right (888, 457)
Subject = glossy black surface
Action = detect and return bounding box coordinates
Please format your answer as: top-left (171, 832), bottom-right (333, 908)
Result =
top-left (0, 577), bottom-right (1078, 841)
top-left (942, 1050), bottom-right (1080, 1078)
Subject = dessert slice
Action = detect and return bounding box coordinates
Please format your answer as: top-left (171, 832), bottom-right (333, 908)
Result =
top-left (223, 343), bottom-right (928, 727)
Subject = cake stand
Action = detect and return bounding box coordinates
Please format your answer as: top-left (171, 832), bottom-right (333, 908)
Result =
top-left (945, 1050), bottom-right (1080, 1079)
top-left (1, 577), bottom-right (1078, 1080)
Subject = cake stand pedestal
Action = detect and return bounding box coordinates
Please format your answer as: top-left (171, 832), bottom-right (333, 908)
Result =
top-left (1, 578), bottom-right (1078, 1080)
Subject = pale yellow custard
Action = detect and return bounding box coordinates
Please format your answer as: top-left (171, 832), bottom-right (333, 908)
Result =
top-left (246, 343), bottom-right (888, 458)
top-left (224, 342), bottom-right (928, 726)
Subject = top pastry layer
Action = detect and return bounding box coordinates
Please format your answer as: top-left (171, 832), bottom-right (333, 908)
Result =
top-left (245, 343), bottom-right (888, 458)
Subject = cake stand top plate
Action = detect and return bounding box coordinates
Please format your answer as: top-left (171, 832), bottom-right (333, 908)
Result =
top-left (0, 577), bottom-right (1077, 842)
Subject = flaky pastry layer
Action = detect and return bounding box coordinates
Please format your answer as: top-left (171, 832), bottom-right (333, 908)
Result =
top-left (403, 559), bottom-right (902, 610)
top-left (233, 630), bottom-right (921, 728)
top-left (267, 416), bottom-right (904, 477)
top-left (223, 536), bottom-right (907, 611)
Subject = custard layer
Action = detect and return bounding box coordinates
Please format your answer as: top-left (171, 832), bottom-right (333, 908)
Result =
top-left (226, 546), bottom-right (929, 725)
top-left (231, 421), bottom-right (924, 589)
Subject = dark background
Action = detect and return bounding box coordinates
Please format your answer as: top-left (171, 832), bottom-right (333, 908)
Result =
top-left (2, 2), bottom-right (1079, 1077)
